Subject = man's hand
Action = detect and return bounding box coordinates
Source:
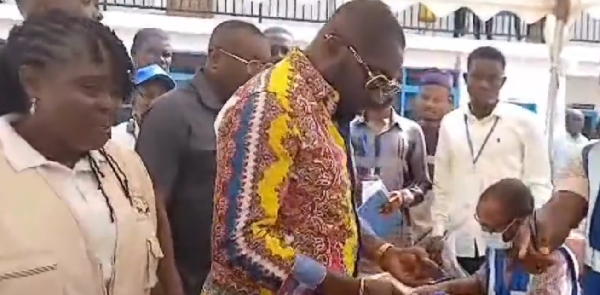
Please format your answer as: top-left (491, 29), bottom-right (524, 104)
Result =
top-left (511, 212), bottom-right (556, 274)
top-left (422, 236), bottom-right (444, 254)
top-left (420, 235), bottom-right (444, 266)
top-left (379, 246), bottom-right (437, 287)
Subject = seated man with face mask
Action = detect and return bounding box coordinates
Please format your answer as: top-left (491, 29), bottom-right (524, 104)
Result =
top-left (411, 178), bottom-right (580, 295)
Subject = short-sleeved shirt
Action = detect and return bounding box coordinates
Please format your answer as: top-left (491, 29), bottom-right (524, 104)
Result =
top-left (135, 69), bottom-right (222, 282)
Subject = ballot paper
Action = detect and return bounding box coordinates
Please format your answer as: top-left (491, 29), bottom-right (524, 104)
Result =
top-left (358, 179), bottom-right (403, 238)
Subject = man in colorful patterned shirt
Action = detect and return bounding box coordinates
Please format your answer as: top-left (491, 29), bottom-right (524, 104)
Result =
top-left (204, 1), bottom-right (438, 294)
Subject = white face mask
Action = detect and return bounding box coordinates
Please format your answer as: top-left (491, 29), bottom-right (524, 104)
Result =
top-left (482, 231), bottom-right (513, 249)
top-left (481, 218), bottom-right (518, 249)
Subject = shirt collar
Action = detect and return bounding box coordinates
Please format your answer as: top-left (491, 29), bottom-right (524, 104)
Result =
top-left (567, 134), bottom-right (588, 144)
top-left (285, 48), bottom-right (339, 117)
top-left (354, 108), bottom-right (402, 129)
top-left (190, 68), bottom-right (224, 113)
top-left (0, 114), bottom-right (105, 172)
top-left (463, 101), bottom-right (507, 120)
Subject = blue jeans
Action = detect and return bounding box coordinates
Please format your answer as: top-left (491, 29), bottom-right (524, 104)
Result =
top-left (582, 267), bottom-right (600, 294)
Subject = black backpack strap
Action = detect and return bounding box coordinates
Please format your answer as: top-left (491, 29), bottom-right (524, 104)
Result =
top-left (582, 143), bottom-right (594, 177)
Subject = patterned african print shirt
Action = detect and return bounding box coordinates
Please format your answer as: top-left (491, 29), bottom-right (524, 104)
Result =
top-left (204, 49), bottom-right (360, 295)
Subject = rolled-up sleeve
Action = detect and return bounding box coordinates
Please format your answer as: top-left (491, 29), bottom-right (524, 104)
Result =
top-left (216, 92), bottom-right (326, 291)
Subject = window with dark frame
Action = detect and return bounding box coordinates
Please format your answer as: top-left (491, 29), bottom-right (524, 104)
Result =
top-left (171, 51), bottom-right (208, 74)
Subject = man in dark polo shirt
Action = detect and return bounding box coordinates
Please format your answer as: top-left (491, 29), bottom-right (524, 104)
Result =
top-left (136, 20), bottom-right (271, 295)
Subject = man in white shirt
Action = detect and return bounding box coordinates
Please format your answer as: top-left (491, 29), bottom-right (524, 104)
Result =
top-left (112, 64), bottom-right (176, 150)
top-left (431, 46), bottom-right (552, 274)
top-left (565, 109), bottom-right (589, 144)
top-left (553, 108), bottom-right (589, 175)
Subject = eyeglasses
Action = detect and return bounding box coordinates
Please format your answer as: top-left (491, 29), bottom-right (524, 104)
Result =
top-left (474, 213), bottom-right (516, 234)
top-left (324, 34), bottom-right (400, 97)
top-left (218, 48), bottom-right (273, 75)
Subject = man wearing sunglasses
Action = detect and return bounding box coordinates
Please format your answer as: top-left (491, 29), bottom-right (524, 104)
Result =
top-left (136, 20), bottom-right (271, 295)
top-left (206, 1), bottom-right (438, 295)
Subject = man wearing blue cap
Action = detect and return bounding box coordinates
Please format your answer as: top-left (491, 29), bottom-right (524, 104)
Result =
top-left (112, 64), bottom-right (176, 150)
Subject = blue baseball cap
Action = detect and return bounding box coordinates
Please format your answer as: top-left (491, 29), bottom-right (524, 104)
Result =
top-left (134, 64), bottom-right (176, 90)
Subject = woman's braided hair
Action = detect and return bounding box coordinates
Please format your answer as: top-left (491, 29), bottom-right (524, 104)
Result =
top-left (0, 9), bottom-right (134, 116)
top-left (0, 10), bottom-right (137, 221)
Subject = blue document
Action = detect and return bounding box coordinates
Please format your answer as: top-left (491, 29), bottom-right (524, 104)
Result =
top-left (358, 180), bottom-right (403, 238)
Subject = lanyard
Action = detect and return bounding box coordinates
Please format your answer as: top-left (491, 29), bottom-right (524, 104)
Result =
top-left (464, 114), bottom-right (499, 166)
